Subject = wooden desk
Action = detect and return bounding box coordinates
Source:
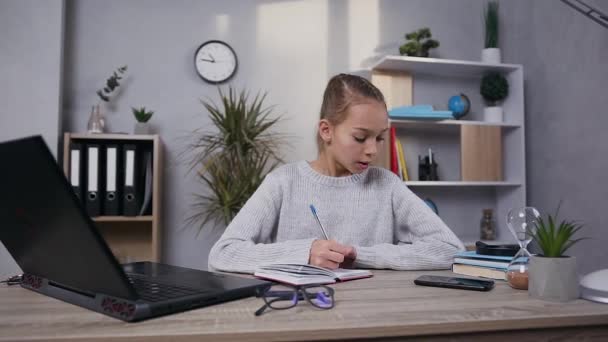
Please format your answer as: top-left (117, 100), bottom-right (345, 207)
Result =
top-left (1, 270), bottom-right (608, 341)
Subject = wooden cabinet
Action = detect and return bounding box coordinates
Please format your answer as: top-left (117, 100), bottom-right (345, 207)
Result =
top-left (62, 133), bottom-right (163, 262)
top-left (370, 56), bottom-right (526, 245)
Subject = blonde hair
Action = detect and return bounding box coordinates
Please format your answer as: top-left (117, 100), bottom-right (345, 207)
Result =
top-left (317, 73), bottom-right (386, 150)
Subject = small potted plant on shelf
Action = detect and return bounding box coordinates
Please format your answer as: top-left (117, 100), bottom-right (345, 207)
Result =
top-left (88, 65), bottom-right (128, 134)
top-left (482, 1), bottom-right (501, 63)
top-left (529, 205), bottom-right (586, 302)
top-left (399, 27), bottom-right (439, 58)
top-left (132, 106), bottom-right (154, 134)
top-left (480, 72), bottom-right (508, 122)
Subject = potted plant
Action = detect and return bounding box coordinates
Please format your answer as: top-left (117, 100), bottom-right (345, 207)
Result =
top-left (399, 27), bottom-right (439, 58)
top-left (480, 72), bottom-right (508, 122)
top-left (88, 65), bottom-right (128, 133)
top-left (132, 106), bottom-right (154, 134)
top-left (185, 87), bottom-right (288, 235)
top-left (482, 1), bottom-right (501, 63)
top-left (529, 207), bottom-right (586, 302)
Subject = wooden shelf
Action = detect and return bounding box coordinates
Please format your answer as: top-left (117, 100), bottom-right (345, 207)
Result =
top-left (371, 56), bottom-right (526, 242)
top-left (63, 132), bottom-right (163, 262)
top-left (371, 55), bottom-right (521, 78)
top-left (405, 181), bottom-right (521, 187)
top-left (93, 216), bottom-right (154, 222)
top-left (69, 133), bottom-right (157, 141)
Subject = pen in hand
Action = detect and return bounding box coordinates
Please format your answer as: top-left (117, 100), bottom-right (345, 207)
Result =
top-left (309, 204), bottom-right (330, 240)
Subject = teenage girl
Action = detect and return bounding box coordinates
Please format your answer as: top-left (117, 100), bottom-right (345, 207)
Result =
top-left (208, 73), bottom-right (464, 273)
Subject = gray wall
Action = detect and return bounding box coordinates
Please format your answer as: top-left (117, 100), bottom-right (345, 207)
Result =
top-left (501, 0), bottom-right (608, 275)
top-left (61, 0), bottom-right (489, 270)
top-left (2, 0), bottom-right (607, 277)
top-left (0, 0), bottom-right (64, 278)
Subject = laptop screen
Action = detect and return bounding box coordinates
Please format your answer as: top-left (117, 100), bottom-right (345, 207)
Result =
top-left (0, 136), bottom-right (137, 299)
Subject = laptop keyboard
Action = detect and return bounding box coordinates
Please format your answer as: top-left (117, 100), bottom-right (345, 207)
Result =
top-left (127, 274), bottom-right (204, 302)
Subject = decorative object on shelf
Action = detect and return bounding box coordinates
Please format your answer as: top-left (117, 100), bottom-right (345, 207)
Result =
top-left (418, 148), bottom-right (439, 181)
top-left (529, 204), bottom-right (586, 302)
top-left (87, 105), bottom-right (105, 134)
top-left (194, 40), bottom-right (238, 84)
top-left (389, 105), bottom-right (453, 120)
top-left (480, 73), bottom-right (509, 122)
top-left (132, 106), bottom-right (154, 134)
top-left (505, 206), bottom-right (540, 290)
top-left (447, 94), bottom-right (471, 119)
top-left (424, 198), bottom-right (439, 215)
top-left (398, 27), bottom-right (439, 58)
top-left (89, 65), bottom-right (128, 134)
top-left (480, 208), bottom-right (496, 240)
top-left (482, 1), bottom-right (501, 64)
top-left (186, 87), bottom-right (288, 234)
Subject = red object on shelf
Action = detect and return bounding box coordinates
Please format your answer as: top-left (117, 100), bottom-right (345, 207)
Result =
top-left (389, 127), bottom-right (398, 174)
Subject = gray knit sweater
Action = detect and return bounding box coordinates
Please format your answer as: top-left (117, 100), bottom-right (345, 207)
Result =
top-left (208, 161), bottom-right (464, 273)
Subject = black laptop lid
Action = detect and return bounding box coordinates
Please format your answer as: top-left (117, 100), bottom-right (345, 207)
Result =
top-left (0, 136), bottom-right (137, 299)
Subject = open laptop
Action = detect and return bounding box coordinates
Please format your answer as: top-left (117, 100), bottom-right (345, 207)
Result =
top-left (0, 135), bottom-right (270, 322)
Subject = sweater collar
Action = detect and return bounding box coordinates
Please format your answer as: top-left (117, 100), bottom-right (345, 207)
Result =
top-left (298, 160), bottom-right (369, 187)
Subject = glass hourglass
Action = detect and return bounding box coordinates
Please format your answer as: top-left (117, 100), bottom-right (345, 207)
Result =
top-left (505, 207), bottom-right (540, 290)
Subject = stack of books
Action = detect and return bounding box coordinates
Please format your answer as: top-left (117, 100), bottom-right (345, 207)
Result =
top-left (452, 251), bottom-right (513, 280)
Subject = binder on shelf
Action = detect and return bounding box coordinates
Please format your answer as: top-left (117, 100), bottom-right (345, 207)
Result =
top-left (103, 144), bottom-right (122, 216)
top-left (85, 144), bottom-right (102, 217)
top-left (138, 148), bottom-right (153, 216)
top-left (69, 141), bottom-right (84, 202)
top-left (123, 144), bottom-right (142, 216)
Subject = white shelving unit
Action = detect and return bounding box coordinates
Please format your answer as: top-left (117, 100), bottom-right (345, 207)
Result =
top-left (370, 55), bottom-right (526, 245)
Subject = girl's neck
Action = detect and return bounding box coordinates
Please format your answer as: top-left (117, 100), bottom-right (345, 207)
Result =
top-left (310, 152), bottom-right (352, 177)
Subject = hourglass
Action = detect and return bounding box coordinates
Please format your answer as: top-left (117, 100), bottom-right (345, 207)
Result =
top-left (506, 207), bottom-right (540, 290)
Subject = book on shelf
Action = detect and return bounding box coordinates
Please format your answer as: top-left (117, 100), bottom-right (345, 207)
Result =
top-left (388, 105), bottom-right (454, 120)
top-left (254, 264), bottom-right (373, 286)
top-left (389, 127), bottom-right (398, 175)
top-left (452, 263), bottom-right (507, 280)
top-left (395, 137), bottom-right (409, 181)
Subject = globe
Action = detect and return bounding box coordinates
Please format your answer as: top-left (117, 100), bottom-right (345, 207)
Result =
top-left (448, 93), bottom-right (471, 119)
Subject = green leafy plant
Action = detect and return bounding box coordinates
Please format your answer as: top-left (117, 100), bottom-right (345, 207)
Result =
top-left (132, 106), bottom-right (154, 123)
top-left (399, 27), bottom-right (439, 57)
top-left (480, 73), bottom-right (509, 106)
top-left (186, 87), bottom-right (288, 234)
top-left (96, 65), bottom-right (128, 102)
top-left (484, 1), bottom-right (499, 48)
top-left (532, 206), bottom-right (586, 258)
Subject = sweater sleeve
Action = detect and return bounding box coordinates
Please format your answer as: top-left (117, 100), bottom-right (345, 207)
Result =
top-left (353, 184), bottom-right (465, 270)
top-left (207, 173), bottom-right (316, 274)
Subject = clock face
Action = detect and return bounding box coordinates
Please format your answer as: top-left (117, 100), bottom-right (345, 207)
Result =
top-left (194, 40), bottom-right (238, 84)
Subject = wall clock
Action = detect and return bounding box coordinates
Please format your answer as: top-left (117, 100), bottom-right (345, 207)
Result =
top-left (194, 40), bottom-right (238, 84)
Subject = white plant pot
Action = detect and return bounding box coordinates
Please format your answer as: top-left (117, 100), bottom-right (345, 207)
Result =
top-left (483, 106), bottom-right (503, 122)
top-left (529, 256), bottom-right (579, 302)
top-left (481, 48), bottom-right (501, 64)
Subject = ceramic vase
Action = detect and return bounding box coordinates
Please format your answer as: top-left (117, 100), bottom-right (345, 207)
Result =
top-left (481, 48), bottom-right (501, 64)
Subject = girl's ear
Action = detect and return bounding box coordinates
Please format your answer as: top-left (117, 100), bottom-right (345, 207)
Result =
top-left (318, 119), bottom-right (333, 144)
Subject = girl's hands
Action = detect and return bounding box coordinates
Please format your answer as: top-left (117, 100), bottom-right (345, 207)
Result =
top-left (309, 239), bottom-right (357, 269)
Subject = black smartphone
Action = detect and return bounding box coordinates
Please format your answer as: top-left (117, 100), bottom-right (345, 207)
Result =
top-left (414, 275), bottom-right (494, 291)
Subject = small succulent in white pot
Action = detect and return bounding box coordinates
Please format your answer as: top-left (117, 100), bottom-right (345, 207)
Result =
top-left (529, 206), bottom-right (586, 302)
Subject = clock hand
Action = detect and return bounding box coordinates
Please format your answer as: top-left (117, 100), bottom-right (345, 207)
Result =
top-left (199, 58), bottom-right (215, 63)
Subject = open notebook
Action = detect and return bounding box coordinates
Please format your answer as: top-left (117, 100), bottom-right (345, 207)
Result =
top-left (254, 264), bottom-right (373, 286)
